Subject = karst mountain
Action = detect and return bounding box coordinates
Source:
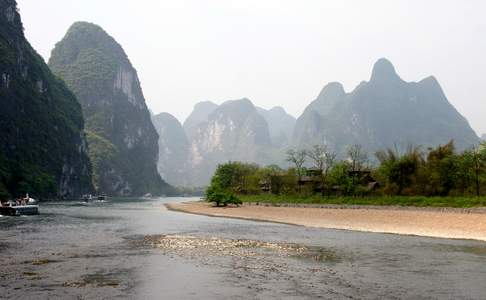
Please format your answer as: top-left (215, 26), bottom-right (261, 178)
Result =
top-left (49, 22), bottom-right (171, 196)
top-left (292, 58), bottom-right (479, 155)
top-left (0, 0), bottom-right (93, 199)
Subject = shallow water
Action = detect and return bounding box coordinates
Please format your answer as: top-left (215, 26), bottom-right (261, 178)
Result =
top-left (0, 197), bottom-right (485, 299)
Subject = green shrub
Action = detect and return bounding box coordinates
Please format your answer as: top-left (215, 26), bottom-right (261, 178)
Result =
top-left (205, 185), bottom-right (242, 207)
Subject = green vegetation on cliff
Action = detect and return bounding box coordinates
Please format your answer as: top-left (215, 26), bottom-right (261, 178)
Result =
top-left (85, 131), bottom-right (118, 192)
top-left (0, 1), bottom-right (93, 199)
top-left (49, 22), bottom-right (171, 196)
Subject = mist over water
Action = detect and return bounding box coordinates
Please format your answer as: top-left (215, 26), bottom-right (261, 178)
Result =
top-left (1, 198), bottom-right (485, 299)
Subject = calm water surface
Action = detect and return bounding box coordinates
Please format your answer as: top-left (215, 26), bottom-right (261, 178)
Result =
top-left (0, 197), bottom-right (485, 299)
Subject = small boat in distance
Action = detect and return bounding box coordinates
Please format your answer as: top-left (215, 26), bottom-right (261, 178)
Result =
top-left (81, 194), bottom-right (107, 202)
top-left (96, 194), bottom-right (107, 201)
top-left (81, 194), bottom-right (93, 202)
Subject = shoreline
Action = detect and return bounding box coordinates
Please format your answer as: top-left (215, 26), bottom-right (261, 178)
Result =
top-left (165, 201), bottom-right (486, 242)
top-left (242, 201), bottom-right (486, 214)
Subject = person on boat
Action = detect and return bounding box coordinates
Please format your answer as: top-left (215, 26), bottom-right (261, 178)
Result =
top-left (22, 194), bottom-right (28, 205)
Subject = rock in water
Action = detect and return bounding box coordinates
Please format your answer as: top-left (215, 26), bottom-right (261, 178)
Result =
top-left (293, 58), bottom-right (479, 155)
top-left (0, 0), bottom-right (93, 199)
top-left (49, 22), bottom-right (171, 196)
top-left (152, 113), bottom-right (189, 187)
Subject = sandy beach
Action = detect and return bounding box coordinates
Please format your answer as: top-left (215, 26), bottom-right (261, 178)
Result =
top-left (166, 201), bottom-right (486, 242)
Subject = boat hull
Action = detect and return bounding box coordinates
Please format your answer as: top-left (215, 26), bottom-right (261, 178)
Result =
top-left (0, 205), bottom-right (39, 216)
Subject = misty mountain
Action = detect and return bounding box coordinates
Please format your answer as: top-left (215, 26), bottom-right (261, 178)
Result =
top-left (183, 101), bottom-right (218, 140)
top-left (49, 22), bottom-right (171, 196)
top-left (0, 0), bottom-right (93, 199)
top-left (293, 58), bottom-right (479, 155)
top-left (186, 98), bottom-right (277, 186)
top-left (152, 112), bottom-right (189, 187)
top-left (256, 106), bottom-right (296, 147)
top-left (155, 99), bottom-right (290, 187)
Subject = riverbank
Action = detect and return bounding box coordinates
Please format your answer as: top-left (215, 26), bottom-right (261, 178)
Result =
top-left (166, 201), bottom-right (486, 242)
top-left (239, 194), bottom-right (486, 208)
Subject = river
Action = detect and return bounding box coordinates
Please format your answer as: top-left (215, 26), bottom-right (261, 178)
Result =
top-left (0, 197), bottom-right (485, 299)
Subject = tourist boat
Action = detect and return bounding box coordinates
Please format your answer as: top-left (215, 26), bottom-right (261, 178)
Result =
top-left (97, 194), bottom-right (107, 201)
top-left (0, 194), bottom-right (39, 216)
top-left (81, 194), bottom-right (93, 202)
top-left (0, 204), bottom-right (39, 216)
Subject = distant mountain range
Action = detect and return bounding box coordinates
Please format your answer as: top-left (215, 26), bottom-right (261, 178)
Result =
top-left (0, 0), bottom-right (481, 194)
top-left (185, 99), bottom-right (278, 186)
top-left (292, 58), bottom-right (479, 155)
top-left (152, 99), bottom-right (293, 186)
top-left (155, 59), bottom-right (479, 186)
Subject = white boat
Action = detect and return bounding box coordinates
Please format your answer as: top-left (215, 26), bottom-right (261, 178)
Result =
top-left (26, 193), bottom-right (37, 204)
top-left (0, 194), bottom-right (39, 216)
top-left (97, 194), bottom-right (107, 201)
top-left (0, 204), bottom-right (39, 216)
top-left (81, 194), bottom-right (93, 202)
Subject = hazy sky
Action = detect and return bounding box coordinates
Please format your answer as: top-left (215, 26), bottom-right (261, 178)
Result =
top-left (17, 0), bottom-right (486, 135)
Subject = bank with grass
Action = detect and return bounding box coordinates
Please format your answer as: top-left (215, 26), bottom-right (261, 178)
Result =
top-left (239, 194), bottom-right (486, 208)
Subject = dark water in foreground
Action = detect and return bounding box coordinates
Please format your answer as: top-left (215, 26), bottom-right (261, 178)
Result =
top-left (0, 197), bottom-right (485, 299)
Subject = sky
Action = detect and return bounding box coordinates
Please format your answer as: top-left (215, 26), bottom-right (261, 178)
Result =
top-left (17, 0), bottom-right (486, 135)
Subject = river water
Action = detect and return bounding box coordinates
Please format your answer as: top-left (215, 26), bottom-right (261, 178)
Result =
top-left (0, 197), bottom-right (485, 299)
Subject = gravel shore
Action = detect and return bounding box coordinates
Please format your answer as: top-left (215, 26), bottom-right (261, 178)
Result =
top-left (166, 201), bottom-right (486, 242)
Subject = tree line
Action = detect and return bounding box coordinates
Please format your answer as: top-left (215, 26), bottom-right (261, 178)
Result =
top-left (206, 141), bottom-right (486, 205)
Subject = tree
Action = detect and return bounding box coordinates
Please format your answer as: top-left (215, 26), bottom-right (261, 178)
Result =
top-left (459, 142), bottom-right (486, 196)
top-left (456, 151), bottom-right (475, 195)
top-left (306, 145), bottom-right (337, 174)
top-left (306, 145), bottom-right (337, 193)
top-left (245, 166), bottom-right (281, 195)
top-left (471, 142), bottom-right (486, 196)
top-left (205, 162), bottom-right (248, 206)
top-left (346, 144), bottom-right (368, 172)
top-left (346, 144), bottom-right (369, 190)
top-left (286, 149), bottom-right (307, 179)
top-left (205, 185), bottom-right (242, 207)
top-left (328, 162), bottom-right (354, 196)
top-left (209, 161), bottom-right (258, 193)
top-left (376, 145), bottom-right (423, 195)
top-left (425, 141), bottom-right (458, 196)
